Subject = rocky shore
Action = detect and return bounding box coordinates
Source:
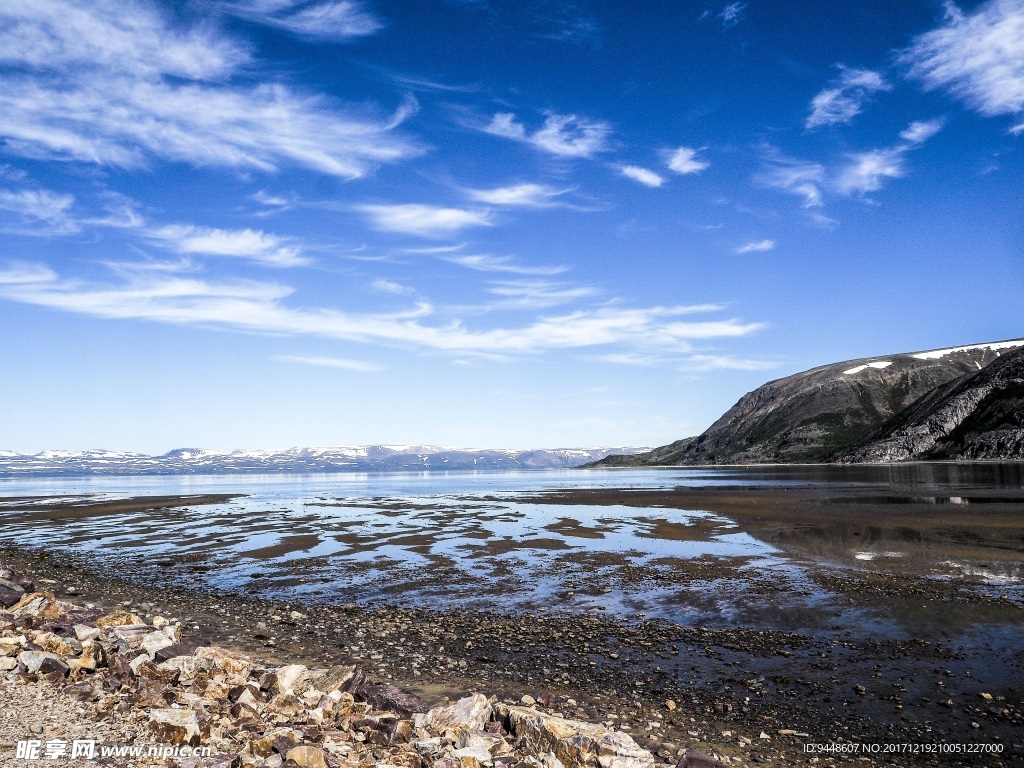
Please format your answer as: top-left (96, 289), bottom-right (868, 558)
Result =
top-left (0, 562), bottom-right (672, 768)
top-left (2, 544), bottom-right (1023, 768)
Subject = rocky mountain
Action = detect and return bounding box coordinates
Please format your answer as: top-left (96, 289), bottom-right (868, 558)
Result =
top-left (0, 445), bottom-right (650, 477)
top-left (591, 339), bottom-right (1024, 466)
top-left (837, 344), bottom-right (1024, 463)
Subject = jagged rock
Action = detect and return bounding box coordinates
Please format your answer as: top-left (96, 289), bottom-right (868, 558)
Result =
top-left (0, 656), bottom-right (17, 671)
top-left (17, 650), bottom-right (69, 676)
top-left (32, 630), bottom-right (81, 655)
top-left (273, 663), bottom-right (309, 694)
top-left (9, 592), bottom-right (59, 619)
top-left (676, 752), bottom-right (727, 768)
top-left (0, 579), bottom-right (25, 608)
top-left (311, 664), bottom-right (355, 693)
top-left (96, 609), bottom-right (145, 627)
top-left (74, 624), bottom-right (100, 641)
top-left (195, 645), bottom-right (252, 677)
top-left (150, 708), bottom-right (202, 746)
top-left (286, 745), bottom-right (330, 768)
top-left (495, 705), bottom-right (654, 768)
top-left (417, 695), bottom-right (493, 734)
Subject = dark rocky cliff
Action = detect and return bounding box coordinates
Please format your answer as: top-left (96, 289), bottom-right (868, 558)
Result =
top-left (592, 339), bottom-right (1024, 466)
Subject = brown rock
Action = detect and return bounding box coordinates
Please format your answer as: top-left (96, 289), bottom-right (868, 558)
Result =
top-left (96, 609), bottom-right (145, 627)
top-left (495, 704), bottom-right (655, 768)
top-left (149, 708), bottom-right (202, 747)
top-left (8, 592), bottom-right (58, 620)
top-left (417, 695), bottom-right (493, 734)
top-left (286, 745), bottom-right (329, 768)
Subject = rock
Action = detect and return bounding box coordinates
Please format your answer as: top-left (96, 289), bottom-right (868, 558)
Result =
top-left (453, 745), bottom-right (494, 767)
top-left (0, 657), bottom-right (17, 671)
top-left (676, 752), bottom-right (727, 768)
top-left (0, 580), bottom-right (25, 608)
top-left (17, 650), bottom-right (69, 676)
top-left (980, 692), bottom-right (993, 700)
top-left (96, 609), bottom-right (145, 627)
top-left (495, 704), bottom-right (655, 768)
top-left (149, 708), bottom-right (201, 746)
top-left (521, 695), bottom-right (537, 706)
top-left (664, 701), bottom-right (676, 712)
top-left (194, 646), bottom-right (252, 677)
top-left (73, 624), bottom-right (100, 642)
top-left (273, 663), bottom-right (309, 694)
top-left (8, 592), bottom-right (58, 619)
top-left (32, 630), bottom-right (81, 656)
top-left (140, 630), bottom-right (176, 656)
top-left (285, 745), bottom-right (329, 768)
top-left (417, 695), bottom-right (493, 734)
top-left (311, 664), bottom-right (355, 693)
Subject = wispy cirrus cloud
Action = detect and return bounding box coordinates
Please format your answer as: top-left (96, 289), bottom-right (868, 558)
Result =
top-left (464, 183), bottom-right (572, 207)
top-left (758, 152), bottom-right (826, 208)
top-left (485, 280), bottom-right (598, 309)
top-left (371, 278), bottom-right (415, 295)
top-left (0, 188), bottom-right (78, 234)
top-left (145, 225), bottom-right (309, 267)
top-left (617, 165), bottom-right (665, 187)
top-left (0, 0), bottom-right (417, 177)
top-left (735, 239), bottom-right (775, 253)
top-left (0, 262), bottom-right (764, 355)
top-left (806, 66), bottom-right (891, 129)
top-left (443, 254), bottom-right (569, 276)
top-left (665, 147), bottom-right (709, 174)
top-left (835, 118), bottom-right (945, 197)
top-left (275, 355), bottom-right (383, 372)
top-left (899, 0), bottom-right (1024, 122)
top-left (482, 112), bottom-right (611, 158)
top-left (220, 0), bottom-right (384, 41)
top-left (719, 2), bottom-right (747, 27)
top-left (357, 204), bottom-right (493, 237)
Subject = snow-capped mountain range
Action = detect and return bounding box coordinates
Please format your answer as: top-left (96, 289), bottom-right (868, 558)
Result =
top-left (0, 445), bottom-right (652, 477)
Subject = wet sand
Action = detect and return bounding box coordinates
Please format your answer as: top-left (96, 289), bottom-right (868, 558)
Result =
top-left (1, 481), bottom-right (1023, 765)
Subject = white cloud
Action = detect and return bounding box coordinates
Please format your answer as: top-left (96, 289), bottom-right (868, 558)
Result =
top-left (680, 354), bottom-right (779, 371)
top-left (443, 254), bottom-right (569, 275)
top-left (0, 0), bottom-right (416, 177)
top-left (357, 204), bottom-right (493, 237)
top-left (371, 278), bottom-right (414, 295)
top-left (618, 165), bottom-right (665, 187)
top-left (275, 355), bottom-right (383, 372)
top-left (835, 148), bottom-right (905, 196)
top-left (735, 239), bottom-right (775, 253)
top-left (665, 147), bottom-right (710, 174)
top-left (900, 117), bottom-right (946, 144)
top-left (222, 1), bottom-right (383, 41)
top-left (1010, 121), bottom-right (1024, 134)
top-left (482, 112), bottom-right (611, 158)
top-left (806, 67), bottom-right (892, 129)
top-left (0, 263), bottom-right (764, 354)
top-left (899, 0), bottom-right (1024, 119)
top-left (485, 280), bottom-right (598, 309)
top-left (146, 225), bottom-right (308, 267)
top-left (719, 2), bottom-right (746, 27)
top-left (0, 188), bottom-right (78, 234)
top-left (465, 183), bottom-right (572, 207)
top-left (759, 154), bottom-right (826, 207)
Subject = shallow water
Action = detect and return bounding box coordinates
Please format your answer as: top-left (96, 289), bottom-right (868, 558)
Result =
top-left (1, 466), bottom-right (1022, 634)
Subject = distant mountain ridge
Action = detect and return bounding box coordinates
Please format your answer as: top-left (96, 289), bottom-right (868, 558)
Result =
top-left (0, 445), bottom-right (651, 477)
top-left (591, 338), bottom-right (1024, 466)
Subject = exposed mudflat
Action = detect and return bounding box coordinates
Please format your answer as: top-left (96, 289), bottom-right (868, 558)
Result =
top-left (1, 475), bottom-right (1022, 765)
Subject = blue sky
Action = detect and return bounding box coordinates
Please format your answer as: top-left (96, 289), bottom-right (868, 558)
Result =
top-left (0, 0), bottom-right (1021, 452)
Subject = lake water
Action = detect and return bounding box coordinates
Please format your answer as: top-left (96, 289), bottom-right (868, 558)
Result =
top-left (1, 465), bottom-right (1022, 629)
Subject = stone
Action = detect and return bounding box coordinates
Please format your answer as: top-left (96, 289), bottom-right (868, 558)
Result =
top-left (417, 695), bottom-right (493, 734)
top-left (0, 581), bottom-right (25, 608)
top-left (194, 646), bottom-right (252, 677)
top-left (675, 751), bottom-right (727, 768)
top-left (453, 745), bottom-right (493, 767)
top-left (0, 657), bottom-right (17, 671)
top-left (96, 609), bottom-right (145, 627)
top-left (73, 624), bottom-right (100, 642)
top-left (8, 592), bottom-right (58, 619)
top-left (285, 745), bottom-right (329, 768)
top-left (273, 663), bottom-right (309, 694)
top-left (149, 708), bottom-right (202, 747)
top-left (495, 704), bottom-right (655, 768)
top-left (311, 664), bottom-right (355, 693)
top-left (521, 695), bottom-right (537, 706)
top-left (32, 631), bottom-right (81, 655)
top-left (140, 630), bottom-right (176, 656)
top-left (17, 650), bottom-right (69, 676)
